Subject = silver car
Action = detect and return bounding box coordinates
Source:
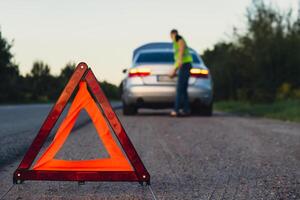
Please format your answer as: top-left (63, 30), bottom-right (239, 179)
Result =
top-left (121, 42), bottom-right (213, 115)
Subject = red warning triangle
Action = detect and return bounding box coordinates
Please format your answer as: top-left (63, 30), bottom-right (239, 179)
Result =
top-left (13, 63), bottom-right (150, 184)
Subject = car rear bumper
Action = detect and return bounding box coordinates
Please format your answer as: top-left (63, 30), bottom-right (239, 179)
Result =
top-left (122, 85), bottom-right (213, 107)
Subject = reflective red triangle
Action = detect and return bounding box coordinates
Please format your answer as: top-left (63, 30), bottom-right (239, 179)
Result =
top-left (13, 63), bottom-right (150, 184)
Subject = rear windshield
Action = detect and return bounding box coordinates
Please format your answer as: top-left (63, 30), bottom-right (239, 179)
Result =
top-left (135, 52), bottom-right (201, 64)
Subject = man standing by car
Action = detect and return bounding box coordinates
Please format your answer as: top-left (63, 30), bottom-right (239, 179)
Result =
top-left (169, 29), bottom-right (193, 117)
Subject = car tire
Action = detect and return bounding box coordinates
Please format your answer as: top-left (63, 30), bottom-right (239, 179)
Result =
top-left (123, 103), bottom-right (138, 115)
top-left (192, 102), bottom-right (213, 116)
top-left (201, 103), bottom-right (213, 116)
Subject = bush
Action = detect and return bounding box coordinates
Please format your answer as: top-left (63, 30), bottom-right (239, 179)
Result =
top-left (277, 83), bottom-right (292, 100)
top-left (292, 88), bottom-right (300, 99)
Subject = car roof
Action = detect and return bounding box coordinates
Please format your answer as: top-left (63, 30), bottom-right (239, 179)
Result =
top-left (133, 42), bottom-right (198, 60)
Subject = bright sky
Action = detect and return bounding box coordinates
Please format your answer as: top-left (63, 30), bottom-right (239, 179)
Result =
top-left (0, 0), bottom-right (298, 85)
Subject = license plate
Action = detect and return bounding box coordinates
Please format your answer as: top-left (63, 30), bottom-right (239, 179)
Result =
top-left (157, 75), bottom-right (177, 82)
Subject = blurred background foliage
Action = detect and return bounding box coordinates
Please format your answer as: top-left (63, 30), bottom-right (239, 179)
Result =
top-left (202, 0), bottom-right (300, 102)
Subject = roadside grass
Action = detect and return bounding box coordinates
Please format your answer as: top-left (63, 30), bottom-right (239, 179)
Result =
top-left (214, 99), bottom-right (300, 122)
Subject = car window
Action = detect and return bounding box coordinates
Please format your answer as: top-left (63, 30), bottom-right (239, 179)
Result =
top-left (136, 52), bottom-right (174, 63)
top-left (135, 52), bottom-right (201, 64)
top-left (191, 54), bottom-right (201, 64)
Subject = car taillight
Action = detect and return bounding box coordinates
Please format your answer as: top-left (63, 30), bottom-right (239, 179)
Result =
top-left (190, 68), bottom-right (209, 78)
top-left (129, 68), bottom-right (151, 77)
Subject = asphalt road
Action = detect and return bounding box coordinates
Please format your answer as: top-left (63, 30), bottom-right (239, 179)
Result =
top-left (0, 105), bottom-right (300, 199)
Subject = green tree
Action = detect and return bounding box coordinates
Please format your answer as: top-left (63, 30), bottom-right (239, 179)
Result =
top-left (59, 62), bottom-right (76, 86)
top-left (51, 62), bottom-right (77, 100)
top-left (0, 30), bottom-right (20, 103)
top-left (100, 81), bottom-right (120, 100)
top-left (26, 61), bottom-right (56, 101)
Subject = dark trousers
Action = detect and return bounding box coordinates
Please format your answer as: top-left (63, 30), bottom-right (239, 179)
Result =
top-left (174, 63), bottom-right (191, 113)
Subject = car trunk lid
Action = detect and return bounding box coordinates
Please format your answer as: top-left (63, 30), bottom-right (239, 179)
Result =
top-left (133, 64), bottom-right (196, 85)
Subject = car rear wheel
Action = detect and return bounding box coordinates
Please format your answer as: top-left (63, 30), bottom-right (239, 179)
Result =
top-left (201, 103), bottom-right (213, 116)
top-left (192, 102), bottom-right (213, 116)
top-left (123, 103), bottom-right (138, 115)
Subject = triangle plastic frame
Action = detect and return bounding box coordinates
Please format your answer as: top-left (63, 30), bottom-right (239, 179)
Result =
top-left (13, 62), bottom-right (150, 185)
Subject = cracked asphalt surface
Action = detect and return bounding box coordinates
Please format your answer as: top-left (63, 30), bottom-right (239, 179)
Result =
top-left (0, 105), bottom-right (300, 199)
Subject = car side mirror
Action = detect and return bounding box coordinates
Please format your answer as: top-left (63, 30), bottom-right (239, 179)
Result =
top-left (122, 69), bottom-right (127, 74)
